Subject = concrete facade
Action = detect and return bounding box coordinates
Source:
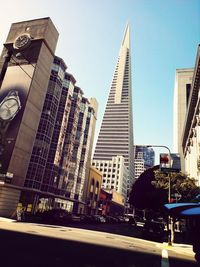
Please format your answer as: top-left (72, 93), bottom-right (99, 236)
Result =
top-left (85, 166), bottom-right (102, 215)
top-left (134, 145), bottom-right (155, 180)
top-left (0, 18), bottom-right (98, 217)
top-left (173, 68), bottom-right (193, 172)
top-left (0, 18), bottom-right (58, 217)
top-left (182, 45), bottom-right (200, 185)
top-left (92, 155), bottom-right (128, 199)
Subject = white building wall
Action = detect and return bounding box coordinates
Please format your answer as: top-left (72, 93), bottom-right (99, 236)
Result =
top-left (184, 113), bottom-right (200, 186)
top-left (182, 45), bottom-right (200, 185)
top-left (134, 158), bottom-right (145, 180)
top-left (92, 156), bottom-right (128, 199)
top-left (173, 68), bottom-right (193, 172)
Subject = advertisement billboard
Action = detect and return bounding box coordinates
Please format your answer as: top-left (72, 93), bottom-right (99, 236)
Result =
top-left (0, 64), bottom-right (34, 180)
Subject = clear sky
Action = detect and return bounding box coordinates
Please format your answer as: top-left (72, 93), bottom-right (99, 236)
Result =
top-left (0, 0), bottom-right (200, 162)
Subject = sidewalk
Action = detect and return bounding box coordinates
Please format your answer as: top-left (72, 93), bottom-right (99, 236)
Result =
top-left (163, 242), bottom-right (194, 257)
top-left (0, 216), bottom-right (16, 222)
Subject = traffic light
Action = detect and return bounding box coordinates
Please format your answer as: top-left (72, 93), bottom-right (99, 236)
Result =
top-left (160, 153), bottom-right (171, 172)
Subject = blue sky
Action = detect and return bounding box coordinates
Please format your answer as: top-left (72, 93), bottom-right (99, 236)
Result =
top-left (0, 0), bottom-right (200, 162)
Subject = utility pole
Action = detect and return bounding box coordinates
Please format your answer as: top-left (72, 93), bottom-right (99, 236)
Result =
top-left (146, 145), bottom-right (173, 246)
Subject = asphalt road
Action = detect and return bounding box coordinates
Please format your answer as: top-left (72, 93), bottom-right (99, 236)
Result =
top-left (0, 220), bottom-right (197, 267)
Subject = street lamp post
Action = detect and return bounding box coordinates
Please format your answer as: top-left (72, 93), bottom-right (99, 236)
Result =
top-left (146, 145), bottom-right (173, 246)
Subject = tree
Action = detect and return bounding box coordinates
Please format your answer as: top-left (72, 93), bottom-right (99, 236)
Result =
top-left (129, 166), bottom-right (200, 212)
top-left (129, 165), bottom-right (163, 210)
top-left (152, 170), bottom-right (200, 202)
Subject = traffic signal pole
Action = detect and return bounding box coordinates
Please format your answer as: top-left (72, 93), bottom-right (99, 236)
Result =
top-left (146, 145), bottom-right (173, 246)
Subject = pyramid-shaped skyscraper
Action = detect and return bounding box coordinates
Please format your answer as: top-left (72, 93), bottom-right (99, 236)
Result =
top-left (93, 25), bottom-right (135, 191)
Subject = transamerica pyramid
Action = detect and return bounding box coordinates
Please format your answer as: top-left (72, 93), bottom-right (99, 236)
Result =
top-left (93, 24), bottom-right (135, 192)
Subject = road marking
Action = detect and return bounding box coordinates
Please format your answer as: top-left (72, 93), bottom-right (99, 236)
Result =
top-left (161, 249), bottom-right (169, 267)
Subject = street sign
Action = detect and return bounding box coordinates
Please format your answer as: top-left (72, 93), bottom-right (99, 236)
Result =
top-left (160, 153), bottom-right (171, 172)
top-left (170, 153), bottom-right (181, 172)
top-left (160, 153), bottom-right (181, 172)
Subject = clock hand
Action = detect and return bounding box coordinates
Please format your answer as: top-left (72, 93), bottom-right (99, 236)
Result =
top-left (9, 103), bottom-right (17, 109)
top-left (4, 104), bottom-right (10, 110)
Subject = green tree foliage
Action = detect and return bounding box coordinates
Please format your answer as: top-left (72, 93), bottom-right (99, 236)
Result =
top-left (129, 165), bottom-right (164, 210)
top-left (152, 170), bottom-right (200, 202)
top-left (129, 166), bottom-right (200, 211)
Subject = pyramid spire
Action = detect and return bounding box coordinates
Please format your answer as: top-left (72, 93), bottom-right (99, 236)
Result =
top-left (93, 24), bottom-right (135, 192)
top-left (122, 23), bottom-right (130, 49)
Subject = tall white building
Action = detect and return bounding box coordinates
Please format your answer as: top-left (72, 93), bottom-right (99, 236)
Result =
top-left (182, 45), bottom-right (200, 184)
top-left (93, 25), bottom-right (134, 193)
top-left (173, 68), bottom-right (193, 172)
top-left (92, 156), bottom-right (128, 198)
top-left (134, 155), bottom-right (145, 180)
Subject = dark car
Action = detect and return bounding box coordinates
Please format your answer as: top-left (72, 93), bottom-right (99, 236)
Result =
top-left (104, 215), bottom-right (119, 223)
top-left (142, 220), bottom-right (165, 241)
top-left (79, 214), bottom-right (95, 224)
top-left (129, 215), bottom-right (145, 227)
top-left (39, 209), bottom-right (72, 225)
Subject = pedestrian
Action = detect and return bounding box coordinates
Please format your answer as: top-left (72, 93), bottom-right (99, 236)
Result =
top-left (16, 208), bottom-right (22, 221)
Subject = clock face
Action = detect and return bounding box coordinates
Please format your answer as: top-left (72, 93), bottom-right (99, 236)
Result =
top-left (0, 98), bottom-right (20, 121)
top-left (13, 33), bottom-right (31, 50)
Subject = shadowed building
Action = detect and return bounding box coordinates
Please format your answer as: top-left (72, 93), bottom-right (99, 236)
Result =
top-left (21, 57), bottom-right (98, 214)
top-left (0, 18), bottom-right (98, 217)
top-left (0, 17), bottom-right (59, 217)
top-left (85, 166), bottom-right (102, 215)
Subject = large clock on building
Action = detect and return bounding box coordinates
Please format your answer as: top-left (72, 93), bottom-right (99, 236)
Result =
top-left (13, 33), bottom-right (32, 50)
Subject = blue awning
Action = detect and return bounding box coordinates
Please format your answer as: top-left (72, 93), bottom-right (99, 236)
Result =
top-left (180, 207), bottom-right (200, 216)
top-left (164, 203), bottom-right (200, 217)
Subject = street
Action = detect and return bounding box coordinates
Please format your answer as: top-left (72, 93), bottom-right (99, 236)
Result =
top-left (0, 219), bottom-right (197, 267)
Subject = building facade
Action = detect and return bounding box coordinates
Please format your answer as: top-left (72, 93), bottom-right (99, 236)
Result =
top-left (93, 25), bottom-right (134, 193)
top-left (99, 189), bottom-right (125, 216)
top-left (22, 58), bottom-right (98, 214)
top-left (134, 145), bottom-right (155, 169)
top-left (134, 145), bottom-right (155, 180)
top-left (85, 166), bottom-right (102, 215)
top-left (173, 68), bottom-right (194, 172)
top-left (92, 156), bottom-right (128, 199)
top-left (182, 45), bottom-right (200, 185)
top-left (0, 18), bottom-right (59, 217)
top-left (134, 155), bottom-right (145, 180)
top-left (0, 18), bottom-right (98, 217)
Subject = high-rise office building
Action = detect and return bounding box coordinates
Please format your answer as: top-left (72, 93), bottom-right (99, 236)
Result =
top-left (134, 145), bottom-right (155, 170)
top-left (23, 57), bottom-right (98, 214)
top-left (0, 17), bottom-right (59, 217)
top-left (93, 25), bottom-right (134, 193)
top-left (0, 18), bottom-right (98, 216)
top-left (134, 145), bottom-right (155, 180)
top-left (134, 157), bottom-right (144, 181)
top-left (173, 68), bottom-right (193, 172)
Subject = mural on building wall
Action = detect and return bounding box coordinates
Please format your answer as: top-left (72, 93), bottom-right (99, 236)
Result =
top-left (0, 64), bottom-right (34, 179)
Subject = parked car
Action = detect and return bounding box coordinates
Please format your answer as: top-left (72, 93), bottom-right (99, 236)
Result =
top-left (79, 214), bottom-right (96, 224)
top-left (117, 216), bottom-right (126, 223)
top-left (142, 220), bottom-right (165, 241)
top-left (92, 215), bottom-right (106, 223)
top-left (39, 209), bottom-right (72, 224)
top-left (104, 215), bottom-right (119, 223)
top-left (129, 215), bottom-right (145, 227)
